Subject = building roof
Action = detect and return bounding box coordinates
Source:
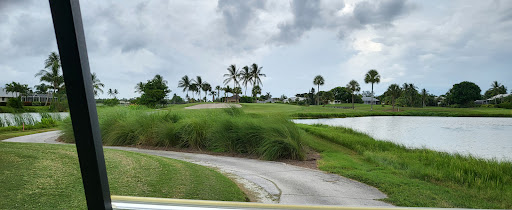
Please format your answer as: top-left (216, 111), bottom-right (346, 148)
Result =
top-left (362, 96), bottom-right (379, 102)
top-left (488, 93), bottom-right (511, 100)
top-left (0, 88), bottom-right (19, 98)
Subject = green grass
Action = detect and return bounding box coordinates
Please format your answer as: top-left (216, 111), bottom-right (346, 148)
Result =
top-left (299, 124), bottom-right (512, 208)
top-left (61, 106), bottom-right (304, 160)
top-left (0, 142), bottom-right (247, 209)
top-left (0, 128), bottom-right (58, 141)
top-left (238, 103), bottom-right (512, 118)
top-left (0, 106), bottom-right (53, 113)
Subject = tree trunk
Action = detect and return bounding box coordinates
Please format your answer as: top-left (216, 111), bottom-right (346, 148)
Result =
top-left (371, 83), bottom-right (374, 111)
top-left (392, 97), bottom-right (395, 112)
top-left (317, 84), bottom-right (320, 105)
top-left (352, 94), bottom-right (355, 109)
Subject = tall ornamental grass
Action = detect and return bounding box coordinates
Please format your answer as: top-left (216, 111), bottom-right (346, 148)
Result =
top-left (60, 106), bottom-right (304, 160)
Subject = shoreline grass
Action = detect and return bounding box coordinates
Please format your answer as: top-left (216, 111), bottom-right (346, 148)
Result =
top-left (238, 103), bottom-right (512, 118)
top-left (298, 124), bottom-right (512, 208)
top-left (0, 142), bottom-right (247, 209)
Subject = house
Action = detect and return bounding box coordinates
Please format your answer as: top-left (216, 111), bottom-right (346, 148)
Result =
top-left (283, 97), bottom-right (307, 103)
top-left (225, 95), bottom-right (240, 103)
top-left (21, 93), bottom-right (58, 103)
top-left (362, 97), bottom-right (380, 105)
top-left (475, 93), bottom-right (511, 104)
top-left (257, 98), bottom-right (281, 103)
top-left (0, 88), bottom-right (19, 104)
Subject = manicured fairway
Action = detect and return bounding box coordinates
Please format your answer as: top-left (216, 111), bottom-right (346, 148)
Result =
top-left (0, 142), bottom-right (247, 209)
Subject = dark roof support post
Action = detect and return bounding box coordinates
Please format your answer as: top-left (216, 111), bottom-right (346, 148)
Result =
top-left (49, 0), bottom-right (112, 209)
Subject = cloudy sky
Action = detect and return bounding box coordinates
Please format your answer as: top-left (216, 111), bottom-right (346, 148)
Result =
top-left (1, 0), bottom-right (511, 99)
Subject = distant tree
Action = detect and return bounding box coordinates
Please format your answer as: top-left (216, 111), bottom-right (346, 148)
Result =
top-left (421, 88), bottom-right (428, 108)
top-left (280, 94), bottom-right (287, 101)
top-left (233, 87), bottom-right (242, 102)
top-left (250, 63), bottom-right (265, 88)
top-left (35, 52), bottom-right (64, 102)
top-left (137, 74), bottom-right (171, 107)
top-left (385, 84), bottom-right (402, 111)
top-left (364, 69), bottom-right (380, 111)
top-left (361, 91), bottom-right (372, 97)
top-left (223, 86), bottom-right (232, 102)
top-left (321, 91), bottom-right (334, 106)
top-left (330, 86), bottom-right (351, 103)
top-left (178, 75), bottom-right (193, 101)
top-left (224, 65), bottom-right (240, 102)
top-left (189, 84), bottom-right (199, 100)
top-left (402, 83), bottom-right (418, 107)
top-left (91, 72), bottom-right (104, 97)
top-left (346, 80), bottom-right (361, 109)
top-left (209, 91), bottom-right (216, 102)
top-left (215, 85), bottom-right (221, 101)
top-left (252, 85), bottom-right (261, 100)
top-left (447, 81), bottom-right (481, 106)
top-left (107, 88), bottom-right (119, 99)
top-left (135, 82), bottom-right (144, 93)
top-left (202, 83), bottom-right (211, 102)
top-left (313, 75), bottom-right (325, 105)
top-left (34, 83), bottom-right (51, 105)
top-left (240, 66), bottom-right (253, 96)
top-left (170, 94), bottom-right (185, 104)
top-left (484, 81), bottom-right (507, 103)
top-left (193, 76), bottom-right (205, 100)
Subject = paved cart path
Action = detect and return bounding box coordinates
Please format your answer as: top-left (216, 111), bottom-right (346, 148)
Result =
top-left (3, 131), bottom-right (392, 207)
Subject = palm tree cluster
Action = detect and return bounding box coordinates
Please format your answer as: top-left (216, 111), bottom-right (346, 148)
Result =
top-left (178, 75), bottom-right (212, 102)
top-left (224, 63), bottom-right (266, 102)
top-left (178, 63), bottom-right (265, 103)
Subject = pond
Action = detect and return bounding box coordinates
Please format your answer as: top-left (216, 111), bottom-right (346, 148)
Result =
top-left (0, 112), bottom-right (69, 127)
top-left (294, 116), bottom-right (512, 162)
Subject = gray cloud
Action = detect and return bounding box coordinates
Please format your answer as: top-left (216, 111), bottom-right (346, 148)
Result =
top-left (217, 0), bottom-right (266, 37)
top-left (353, 0), bottom-right (413, 26)
top-left (273, 0), bottom-right (323, 43)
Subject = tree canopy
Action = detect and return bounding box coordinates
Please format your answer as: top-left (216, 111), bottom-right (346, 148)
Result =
top-left (137, 74), bottom-right (171, 107)
top-left (447, 81), bottom-right (481, 105)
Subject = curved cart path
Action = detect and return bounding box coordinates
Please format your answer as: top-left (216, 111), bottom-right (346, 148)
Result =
top-left (3, 131), bottom-right (392, 207)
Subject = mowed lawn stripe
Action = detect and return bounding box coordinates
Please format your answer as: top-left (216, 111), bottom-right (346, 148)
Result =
top-left (0, 142), bottom-right (247, 209)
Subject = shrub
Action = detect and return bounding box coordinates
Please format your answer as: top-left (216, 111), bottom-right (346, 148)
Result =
top-left (103, 98), bottom-right (120, 106)
top-left (496, 102), bottom-right (512, 109)
top-left (32, 101), bottom-right (42, 106)
top-left (239, 96), bottom-right (254, 103)
top-left (7, 98), bottom-right (23, 109)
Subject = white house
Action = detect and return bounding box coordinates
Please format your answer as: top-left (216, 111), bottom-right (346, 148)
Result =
top-left (362, 97), bottom-right (380, 105)
top-left (283, 97), bottom-right (307, 103)
top-left (0, 88), bottom-right (19, 103)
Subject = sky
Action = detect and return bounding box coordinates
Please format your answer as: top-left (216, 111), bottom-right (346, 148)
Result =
top-left (1, 0), bottom-right (511, 99)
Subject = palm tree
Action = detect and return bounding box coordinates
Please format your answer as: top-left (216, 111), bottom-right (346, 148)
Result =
top-left (194, 76), bottom-right (204, 100)
top-left (189, 84), bottom-right (199, 100)
top-left (215, 85), bottom-right (221, 101)
top-left (386, 84), bottom-right (402, 111)
top-left (402, 83), bottom-right (417, 107)
top-left (346, 80), bottom-right (361, 109)
top-left (421, 88), bottom-right (428, 108)
top-left (135, 82), bottom-right (144, 94)
top-left (224, 65), bottom-right (240, 103)
top-left (35, 52), bottom-right (64, 103)
top-left (91, 72), bottom-right (104, 97)
top-left (313, 75), bottom-right (325, 105)
top-left (250, 63), bottom-right (266, 88)
top-left (107, 88), bottom-right (119, 99)
top-left (178, 75), bottom-right (193, 100)
top-left (240, 66), bottom-right (253, 96)
top-left (490, 81), bottom-right (507, 103)
top-left (34, 83), bottom-right (51, 105)
top-left (201, 83), bottom-right (211, 102)
top-left (364, 69), bottom-right (380, 111)
top-left (223, 86), bottom-right (232, 102)
top-left (210, 91), bottom-right (216, 102)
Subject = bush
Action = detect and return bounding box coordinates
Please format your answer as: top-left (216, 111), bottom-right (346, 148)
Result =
top-left (496, 102), bottom-right (512, 109)
top-left (103, 98), bottom-right (120, 106)
top-left (60, 107), bottom-right (305, 160)
top-left (239, 96), bottom-right (254, 103)
top-left (7, 98), bottom-right (23, 109)
top-left (32, 101), bottom-right (42, 106)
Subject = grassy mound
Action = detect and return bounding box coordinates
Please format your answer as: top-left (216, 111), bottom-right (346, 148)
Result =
top-left (299, 124), bottom-right (512, 208)
top-left (0, 142), bottom-right (247, 209)
top-left (60, 106), bottom-right (304, 160)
